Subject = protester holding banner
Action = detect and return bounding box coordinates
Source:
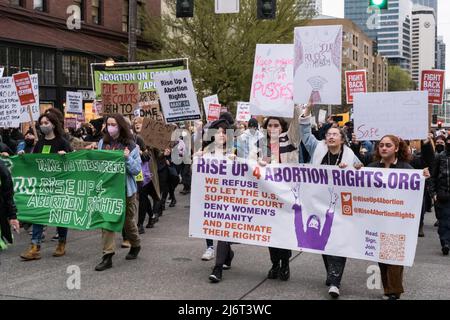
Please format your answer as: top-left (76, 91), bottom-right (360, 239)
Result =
top-left (95, 114), bottom-right (142, 271)
top-left (20, 112), bottom-right (73, 261)
top-left (430, 135), bottom-right (450, 258)
top-left (367, 135), bottom-right (426, 300)
top-left (200, 118), bottom-right (238, 283)
top-left (0, 160), bottom-right (19, 262)
top-left (257, 106), bottom-right (302, 282)
top-left (300, 102), bottom-right (362, 298)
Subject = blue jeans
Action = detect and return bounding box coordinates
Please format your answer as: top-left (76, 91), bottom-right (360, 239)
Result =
top-left (31, 224), bottom-right (68, 245)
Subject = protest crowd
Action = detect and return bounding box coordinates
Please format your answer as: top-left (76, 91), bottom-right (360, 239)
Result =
top-left (0, 27), bottom-right (448, 301)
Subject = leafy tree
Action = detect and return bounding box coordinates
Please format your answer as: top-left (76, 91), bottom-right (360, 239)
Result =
top-left (388, 65), bottom-right (415, 91)
top-left (139, 0), bottom-right (314, 114)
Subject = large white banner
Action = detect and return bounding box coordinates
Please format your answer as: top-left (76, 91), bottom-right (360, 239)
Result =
top-left (353, 91), bottom-right (428, 141)
top-left (250, 44), bottom-right (294, 118)
top-left (0, 74), bottom-right (39, 128)
top-left (154, 70), bottom-right (201, 123)
top-left (189, 158), bottom-right (424, 266)
top-left (294, 25), bottom-right (342, 105)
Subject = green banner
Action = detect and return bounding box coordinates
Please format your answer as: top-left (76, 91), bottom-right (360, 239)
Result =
top-left (6, 150), bottom-right (126, 232)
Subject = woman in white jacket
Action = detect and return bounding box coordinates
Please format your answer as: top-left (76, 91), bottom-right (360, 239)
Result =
top-left (299, 103), bottom-right (361, 299)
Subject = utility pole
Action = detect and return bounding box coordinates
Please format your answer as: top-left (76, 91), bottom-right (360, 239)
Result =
top-left (128, 0), bottom-right (138, 62)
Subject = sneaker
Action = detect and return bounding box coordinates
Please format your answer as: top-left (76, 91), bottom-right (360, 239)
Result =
top-left (223, 250), bottom-right (234, 270)
top-left (382, 294), bottom-right (399, 300)
top-left (51, 234), bottom-right (59, 242)
top-left (328, 286), bottom-right (340, 299)
top-left (209, 266), bottom-right (222, 283)
top-left (202, 247), bottom-right (215, 261)
top-left (121, 240), bottom-right (131, 249)
top-left (442, 245), bottom-right (449, 256)
top-left (138, 225), bottom-right (145, 234)
top-left (279, 264), bottom-right (290, 281)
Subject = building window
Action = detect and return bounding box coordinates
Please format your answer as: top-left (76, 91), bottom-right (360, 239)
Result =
top-left (9, 0), bottom-right (24, 7)
top-left (92, 0), bottom-right (102, 25)
top-left (21, 49), bottom-right (32, 73)
top-left (122, 0), bottom-right (129, 32)
top-left (8, 48), bottom-right (20, 75)
top-left (33, 0), bottom-right (47, 12)
top-left (74, 0), bottom-right (85, 21)
top-left (43, 51), bottom-right (55, 85)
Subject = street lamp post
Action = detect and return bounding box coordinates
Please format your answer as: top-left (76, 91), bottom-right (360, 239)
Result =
top-left (128, 0), bottom-right (138, 62)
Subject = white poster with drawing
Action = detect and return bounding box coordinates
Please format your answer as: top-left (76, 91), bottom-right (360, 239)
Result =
top-left (294, 25), bottom-right (342, 105)
top-left (250, 44), bottom-right (294, 118)
top-left (353, 91), bottom-right (428, 141)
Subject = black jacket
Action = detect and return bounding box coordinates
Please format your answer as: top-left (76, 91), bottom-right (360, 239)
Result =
top-left (0, 160), bottom-right (17, 244)
top-left (430, 151), bottom-right (450, 198)
top-left (367, 160), bottom-right (413, 170)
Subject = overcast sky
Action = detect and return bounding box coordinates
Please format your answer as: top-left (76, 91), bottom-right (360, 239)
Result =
top-left (322, 0), bottom-right (450, 88)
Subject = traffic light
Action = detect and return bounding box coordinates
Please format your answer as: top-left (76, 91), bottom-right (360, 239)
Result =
top-left (369, 0), bottom-right (388, 10)
top-left (432, 114), bottom-right (438, 124)
top-left (176, 0), bottom-right (194, 18)
top-left (257, 0), bottom-right (276, 20)
top-left (438, 121), bottom-right (443, 129)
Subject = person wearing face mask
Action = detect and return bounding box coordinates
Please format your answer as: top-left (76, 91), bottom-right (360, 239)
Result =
top-left (20, 113), bottom-right (73, 261)
top-left (300, 101), bottom-right (361, 299)
top-left (430, 135), bottom-right (450, 258)
top-left (435, 136), bottom-right (445, 155)
top-left (367, 135), bottom-right (430, 300)
top-left (94, 114), bottom-right (142, 271)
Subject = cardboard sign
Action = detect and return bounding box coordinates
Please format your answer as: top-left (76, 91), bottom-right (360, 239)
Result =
top-left (207, 104), bottom-right (221, 122)
top-left (154, 70), bottom-right (201, 123)
top-left (12, 72), bottom-right (35, 106)
top-left (346, 70), bottom-right (367, 104)
top-left (101, 83), bottom-right (139, 117)
top-left (140, 117), bottom-right (177, 150)
top-left (353, 91), bottom-right (428, 141)
top-left (294, 25), bottom-right (343, 105)
top-left (250, 44), bottom-right (294, 118)
top-left (236, 102), bottom-right (251, 122)
top-left (66, 91), bottom-right (83, 115)
top-left (421, 70), bottom-right (445, 105)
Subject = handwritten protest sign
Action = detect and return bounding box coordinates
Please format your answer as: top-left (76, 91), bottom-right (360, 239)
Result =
top-left (190, 158), bottom-right (424, 266)
top-left (9, 150), bottom-right (126, 232)
top-left (294, 25), bottom-right (342, 105)
top-left (154, 70), bottom-right (201, 123)
top-left (0, 74), bottom-right (39, 128)
top-left (421, 70), bottom-right (445, 105)
top-left (140, 117), bottom-right (177, 150)
top-left (236, 102), bottom-right (251, 122)
top-left (353, 91), bottom-right (428, 141)
top-left (346, 70), bottom-right (367, 104)
top-left (250, 44), bottom-right (294, 118)
top-left (101, 83), bottom-right (139, 118)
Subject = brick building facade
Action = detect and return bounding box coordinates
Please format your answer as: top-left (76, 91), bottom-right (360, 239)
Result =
top-left (0, 0), bottom-right (159, 117)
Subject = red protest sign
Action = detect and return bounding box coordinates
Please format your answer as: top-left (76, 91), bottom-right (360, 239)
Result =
top-left (421, 70), bottom-right (445, 105)
top-left (12, 72), bottom-right (36, 106)
top-left (345, 70), bottom-right (367, 104)
top-left (208, 103), bottom-right (221, 122)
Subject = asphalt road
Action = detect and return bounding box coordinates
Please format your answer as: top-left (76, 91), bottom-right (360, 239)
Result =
top-left (0, 187), bottom-right (449, 300)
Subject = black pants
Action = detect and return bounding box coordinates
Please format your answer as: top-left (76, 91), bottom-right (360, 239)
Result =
top-left (162, 169), bottom-right (179, 202)
top-left (322, 255), bottom-right (346, 288)
top-left (138, 181), bottom-right (160, 226)
top-left (180, 163), bottom-right (192, 191)
top-left (435, 201), bottom-right (450, 247)
top-left (269, 247), bottom-right (292, 265)
top-left (215, 241), bottom-right (233, 267)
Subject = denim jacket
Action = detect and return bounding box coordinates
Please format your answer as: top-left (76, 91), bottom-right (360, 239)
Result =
top-left (98, 139), bottom-right (142, 197)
